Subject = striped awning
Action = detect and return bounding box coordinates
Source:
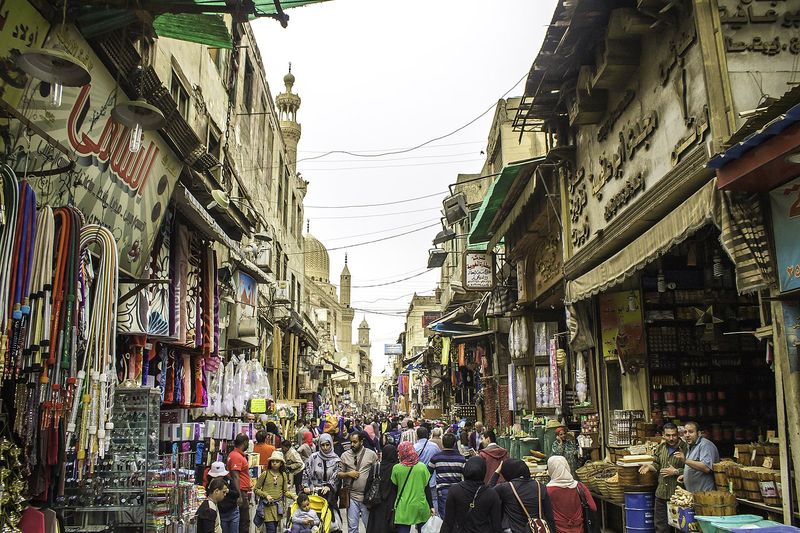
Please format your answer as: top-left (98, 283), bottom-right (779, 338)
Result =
top-left (566, 179), bottom-right (774, 303)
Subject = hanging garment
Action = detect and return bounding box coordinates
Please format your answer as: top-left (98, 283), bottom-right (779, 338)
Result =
top-left (441, 336), bottom-right (451, 365)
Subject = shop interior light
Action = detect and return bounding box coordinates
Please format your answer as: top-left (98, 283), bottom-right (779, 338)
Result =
top-left (427, 248), bottom-right (448, 268)
top-left (111, 99), bottom-right (166, 153)
top-left (785, 151), bottom-right (800, 164)
top-left (16, 48), bottom-right (91, 107)
top-left (442, 192), bottom-right (468, 225)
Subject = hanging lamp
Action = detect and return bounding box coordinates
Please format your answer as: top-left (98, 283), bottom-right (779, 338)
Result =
top-left (15, 48), bottom-right (91, 107)
top-left (111, 99), bottom-right (165, 153)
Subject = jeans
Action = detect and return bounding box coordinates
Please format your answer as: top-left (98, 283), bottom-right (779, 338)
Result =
top-left (396, 524), bottom-right (426, 533)
top-left (655, 497), bottom-right (669, 533)
top-left (436, 487), bottom-right (449, 518)
top-left (347, 499), bottom-right (370, 533)
top-left (220, 508), bottom-right (240, 533)
top-left (263, 521), bottom-right (278, 533)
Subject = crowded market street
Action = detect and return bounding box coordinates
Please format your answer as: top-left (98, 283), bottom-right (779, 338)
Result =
top-left (1, 0), bottom-right (800, 532)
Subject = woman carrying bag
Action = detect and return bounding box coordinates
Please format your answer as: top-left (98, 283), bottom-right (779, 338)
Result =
top-left (254, 451), bottom-right (297, 533)
top-left (546, 456), bottom-right (597, 533)
top-left (366, 444), bottom-right (399, 533)
top-left (492, 459), bottom-right (556, 533)
top-left (441, 457), bottom-right (502, 533)
top-left (391, 442), bottom-right (435, 533)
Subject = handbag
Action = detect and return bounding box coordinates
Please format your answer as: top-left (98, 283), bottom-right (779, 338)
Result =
top-left (509, 480), bottom-right (551, 533)
top-left (363, 463), bottom-right (381, 508)
top-left (391, 465), bottom-right (415, 528)
top-left (577, 484), bottom-right (599, 533)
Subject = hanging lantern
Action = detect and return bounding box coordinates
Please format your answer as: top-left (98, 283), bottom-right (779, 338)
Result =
top-left (111, 99), bottom-right (166, 153)
top-left (16, 48), bottom-right (91, 107)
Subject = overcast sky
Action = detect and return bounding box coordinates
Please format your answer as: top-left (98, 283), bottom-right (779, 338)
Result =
top-left (252, 0), bottom-right (557, 379)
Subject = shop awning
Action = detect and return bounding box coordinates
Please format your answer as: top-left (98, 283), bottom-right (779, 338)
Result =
top-left (487, 161), bottom-right (546, 250)
top-left (402, 351), bottom-right (425, 365)
top-left (452, 330), bottom-right (496, 341)
top-left (322, 357), bottom-right (354, 377)
top-left (173, 184), bottom-right (271, 283)
top-left (566, 179), bottom-right (773, 302)
top-left (469, 158), bottom-right (543, 246)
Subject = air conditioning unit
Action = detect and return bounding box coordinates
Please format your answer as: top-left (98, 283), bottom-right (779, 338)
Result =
top-left (255, 245), bottom-right (272, 269)
top-left (274, 280), bottom-right (290, 303)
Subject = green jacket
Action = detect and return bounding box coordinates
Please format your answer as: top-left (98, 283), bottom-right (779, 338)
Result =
top-left (652, 440), bottom-right (688, 500)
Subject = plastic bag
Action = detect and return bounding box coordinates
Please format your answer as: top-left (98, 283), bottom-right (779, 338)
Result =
top-left (421, 515), bottom-right (443, 533)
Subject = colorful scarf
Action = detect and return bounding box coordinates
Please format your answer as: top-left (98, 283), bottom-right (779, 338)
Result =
top-left (398, 441), bottom-right (419, 467)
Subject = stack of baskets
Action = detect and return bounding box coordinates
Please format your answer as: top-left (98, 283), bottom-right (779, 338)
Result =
top-left (596, 466), bottom-right (621, 502)
top-left (576, 462), bottom-right (604, 494)
top-left (693, 491), bottom-right (737, 517)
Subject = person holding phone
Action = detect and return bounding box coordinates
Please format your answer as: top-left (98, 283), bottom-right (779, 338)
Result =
top-left (639, 423), bottom-right (687, 533)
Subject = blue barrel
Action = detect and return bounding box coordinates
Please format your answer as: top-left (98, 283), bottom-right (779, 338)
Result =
top-left (625, 492), bottom-right (655, 533)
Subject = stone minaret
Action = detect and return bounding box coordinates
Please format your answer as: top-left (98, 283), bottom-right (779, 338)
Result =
top-left (339, 254), bottom-right (354, 348)
top-left (275, 64), bottom-right (301, 172)
top-left (358, 316), bottom-right (371, 349)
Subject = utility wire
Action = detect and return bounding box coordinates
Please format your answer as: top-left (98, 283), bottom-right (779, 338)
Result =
top-left (352, 269), bottom-right (435, 288)
top-left (288, 222), bottom-right (440, 254)
top-left (297, 140), bottom-right (484, 154)
top-left (297, 72), bottom-right (528, 162)
top-left (306, 192), bottom-right (446, 209)
top-left (323, 219), bottom-right (440, 242)
top-left (352, 292), bottom-right (416, 304)
top-left (302, 158), bottom-right (483, 172)
top-left (312, 207), bottom-right (440, 220)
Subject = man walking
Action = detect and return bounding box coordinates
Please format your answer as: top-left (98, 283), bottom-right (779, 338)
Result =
top-left (479, 430), bottom-right (510, 484)
top-left (226, 433), bottom-right (252, 533)
top-left (469, 422), bottom-right (484, 452)
top-left (428, 433), bottom-right (466, 518)
top-left (639, 423), bottom-right (687, 533)
top-left (401, 420), bottom-right (418, 444)
top-left (340, 432), bottom-right (379, 533)
top-left (676, 421), bottom-right (719, 493)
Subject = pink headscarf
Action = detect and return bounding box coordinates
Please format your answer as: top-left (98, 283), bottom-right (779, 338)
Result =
top-left (398, 441), bottom-right (419, 467)
top-left (303, 431), bottom-right (313, 446)
top-left (364, 425), bottom-right (376, 441)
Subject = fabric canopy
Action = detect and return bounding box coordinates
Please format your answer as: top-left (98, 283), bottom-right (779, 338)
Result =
top-left (153, 13), bottom-right (233, 48)
top-left (566, 179), bottom-right (774, 303)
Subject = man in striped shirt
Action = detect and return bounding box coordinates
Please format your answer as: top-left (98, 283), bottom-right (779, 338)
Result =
top-left (428, 432), bottom-right (466, 518)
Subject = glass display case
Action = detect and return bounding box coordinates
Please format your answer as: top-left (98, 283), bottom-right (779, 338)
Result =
top-left (61, 387), bottom-right (160, 532)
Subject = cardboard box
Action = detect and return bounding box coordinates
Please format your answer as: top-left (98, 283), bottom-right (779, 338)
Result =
top-left (667, 503), bottom-right (697, 532)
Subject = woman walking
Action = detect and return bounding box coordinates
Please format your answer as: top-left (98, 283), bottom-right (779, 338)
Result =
top-left (546, 456), bottom-right (596, 533)
top-left (302, 433), bottom-right (341, 532)
top-left (492, 459), bottom-right (556, 533)
top-left (391, 441), bottom-right (435, 533)
top-left (298, 431), bottom-right (314, 462)
top-left (254, 451), bottom-right (297, 533)
top-left (458, 431), bottom-right (476, 458)
top-left (366, 444), bottom-right (399, 533)
top-left (441, 457), bottom-right (502, 533)
top-left (430, 427), bottom-right (444, 450)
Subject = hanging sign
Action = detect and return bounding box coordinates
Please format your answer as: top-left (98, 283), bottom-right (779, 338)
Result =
top-left (463, 251), bottom-right (496, 292)
top-left (384, 344), bottom-right (403, 356)
top-left (599, 290), bottom-right (646, 362)
top-left (9, 26), bottom-right (181, 277)
top-left (769, 176), bottom-right (800, 293)
top-left (0, 0), bottom-right (51, 108)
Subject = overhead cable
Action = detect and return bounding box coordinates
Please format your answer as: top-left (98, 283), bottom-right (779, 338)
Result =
top-left (306, 192), bottom-right (446, 209)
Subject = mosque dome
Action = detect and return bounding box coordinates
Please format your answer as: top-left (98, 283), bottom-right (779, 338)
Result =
top-left (284, 71), bottom-right (296, 85)
top-left (304, 233), bottom-right (330, 283)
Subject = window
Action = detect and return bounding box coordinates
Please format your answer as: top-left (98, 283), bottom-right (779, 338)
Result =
top-left (282, 254), bottom-right (288, 283)
top-left (208, 47), bottom-right (228, 79)
top-left (296, 204), bottom-right (302, 239)
top-left (296, 279), bottom-right (301, 312)
top-left (290, 193), bottom-right (296, 236)
top-left (277, 167), bottom-right (283, 220)
top-left (274, 243), bottom-right (283, 280)
top-left (206, 121), bottom-right (222, 179)
top-left (290, 273), bottom-right (296, 308)
top-left (265, 123), bottom-right (274, 191)
top-left (243, 56), bottom-right (254, 113)
top-left (170, 70), bottom-right (190, 118)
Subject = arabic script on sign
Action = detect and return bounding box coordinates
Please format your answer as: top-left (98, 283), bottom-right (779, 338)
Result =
top-left (464, 252), bottom-right (494, 291)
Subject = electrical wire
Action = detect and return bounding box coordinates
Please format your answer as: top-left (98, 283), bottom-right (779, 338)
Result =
top-left (306, 192), bottom-right (446, 209)
top-left (312, 207), bottom-right (440, 220)
top-left (288, 222), bottom-right (440, 253)
top-left (352, 292), bottom-right (416, 304)
top-left (301, 158), bottom-right (484, 172)
top-left (352, 269), bottom-right (435, 288)
top-left (297, 71), bottom-right (527, 162)
top-left (297, 140), bottom-right (484, 154)
top-left (323, 220), bottom-right (439, 242)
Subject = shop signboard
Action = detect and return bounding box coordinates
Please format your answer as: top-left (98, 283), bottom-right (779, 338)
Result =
top-left (384, 344), bottom-right (403, 356)
top-left (769, 176), bottom-right (800, 293)
top-left (0, 0), bottom-right (50, 108)
top-left (463, 251), bottom-right (496, 291)
top-left (599, 290), bottom-right (646, 363)
top-left (422, 311), bottom-right (441, 328)
top-left (8, 26), bottom-right (181, 277)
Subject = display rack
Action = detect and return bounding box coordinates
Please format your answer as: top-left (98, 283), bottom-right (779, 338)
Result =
top-left (148, 451), bottom-right (199, 532)
top-left (61, 387), bottom-right (160, 532)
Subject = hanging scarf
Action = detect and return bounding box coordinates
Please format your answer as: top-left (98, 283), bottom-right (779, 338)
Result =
top-left (547, 455), bottom-right (578, 489)
top-left (398, 441), bottom-right (419, 467)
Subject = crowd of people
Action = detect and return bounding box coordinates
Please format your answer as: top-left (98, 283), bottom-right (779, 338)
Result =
top-left (194, 415), bottom-right (602, 533)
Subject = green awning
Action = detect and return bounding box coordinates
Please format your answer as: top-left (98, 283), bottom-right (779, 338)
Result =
top-left (468, 158), bottom-right (543, 246)
top-left (153, 13), bottom-right (233, 48)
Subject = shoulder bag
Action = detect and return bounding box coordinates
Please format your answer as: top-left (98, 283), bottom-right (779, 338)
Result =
top-left (391, 465), bottom-right (415, 530)
top-left (509, 480), bottom-right (551, 533)
top-left (363, 462), bottom-right (382, 508)
top-left (577, 484), bottom-right (599, 533)
top-left (339, 449), bottom-right (366, 509)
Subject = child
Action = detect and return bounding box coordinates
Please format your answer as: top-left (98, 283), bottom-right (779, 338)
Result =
top-left (254, 451), bottom-right (297, 533)
top-left (290, 493), bottom-right (320, 533)
top-left (197, 477), bottom-right (228, 533)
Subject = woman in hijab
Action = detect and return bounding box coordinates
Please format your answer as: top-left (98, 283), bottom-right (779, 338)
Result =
top-left (546, 456), bottom-right (596, 533)
top-left (391, 442), bottom-right (435, 533)
top-left (441, 457), bottom-right (502, 533)
top-left (363, 425), bottom-right (379, 451)
top-left (430, 427), bottom-right (444, 450)
top-left (366, 444), bottom-right (400, 533)
top-left (298, 431), bottom-right (315, 462)
top-left (492, 459), bottom-right (556, 533)
top-left (302, 433), bottom-right (341, 530)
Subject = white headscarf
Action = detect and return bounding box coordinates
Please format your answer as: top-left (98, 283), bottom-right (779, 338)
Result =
top-left (547, 455), bottom-right (578, 489)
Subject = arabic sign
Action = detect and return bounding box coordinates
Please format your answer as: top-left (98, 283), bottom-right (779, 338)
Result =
top-left (769, 176), bottom-right (800, 292)
top-left (463, 251), bottom-right (496, 292)
top-left (9, 26), bottom-right (181, 277)
top-left (384, 344), bottom-right (403, 356)
top-left (599, 291), bottom-right (645, 363)
top-left (0, 0), bottom-right (50, 107)
top-left (422, 311), bottom-right (442, 328)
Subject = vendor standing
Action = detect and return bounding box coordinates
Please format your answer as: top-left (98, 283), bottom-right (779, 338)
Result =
top-left (639, 423), bottom-right (687, 533)
top-left (676, 421), bottom-right (719, 493)
top-left (551, 424), bottom-right (580, 474)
